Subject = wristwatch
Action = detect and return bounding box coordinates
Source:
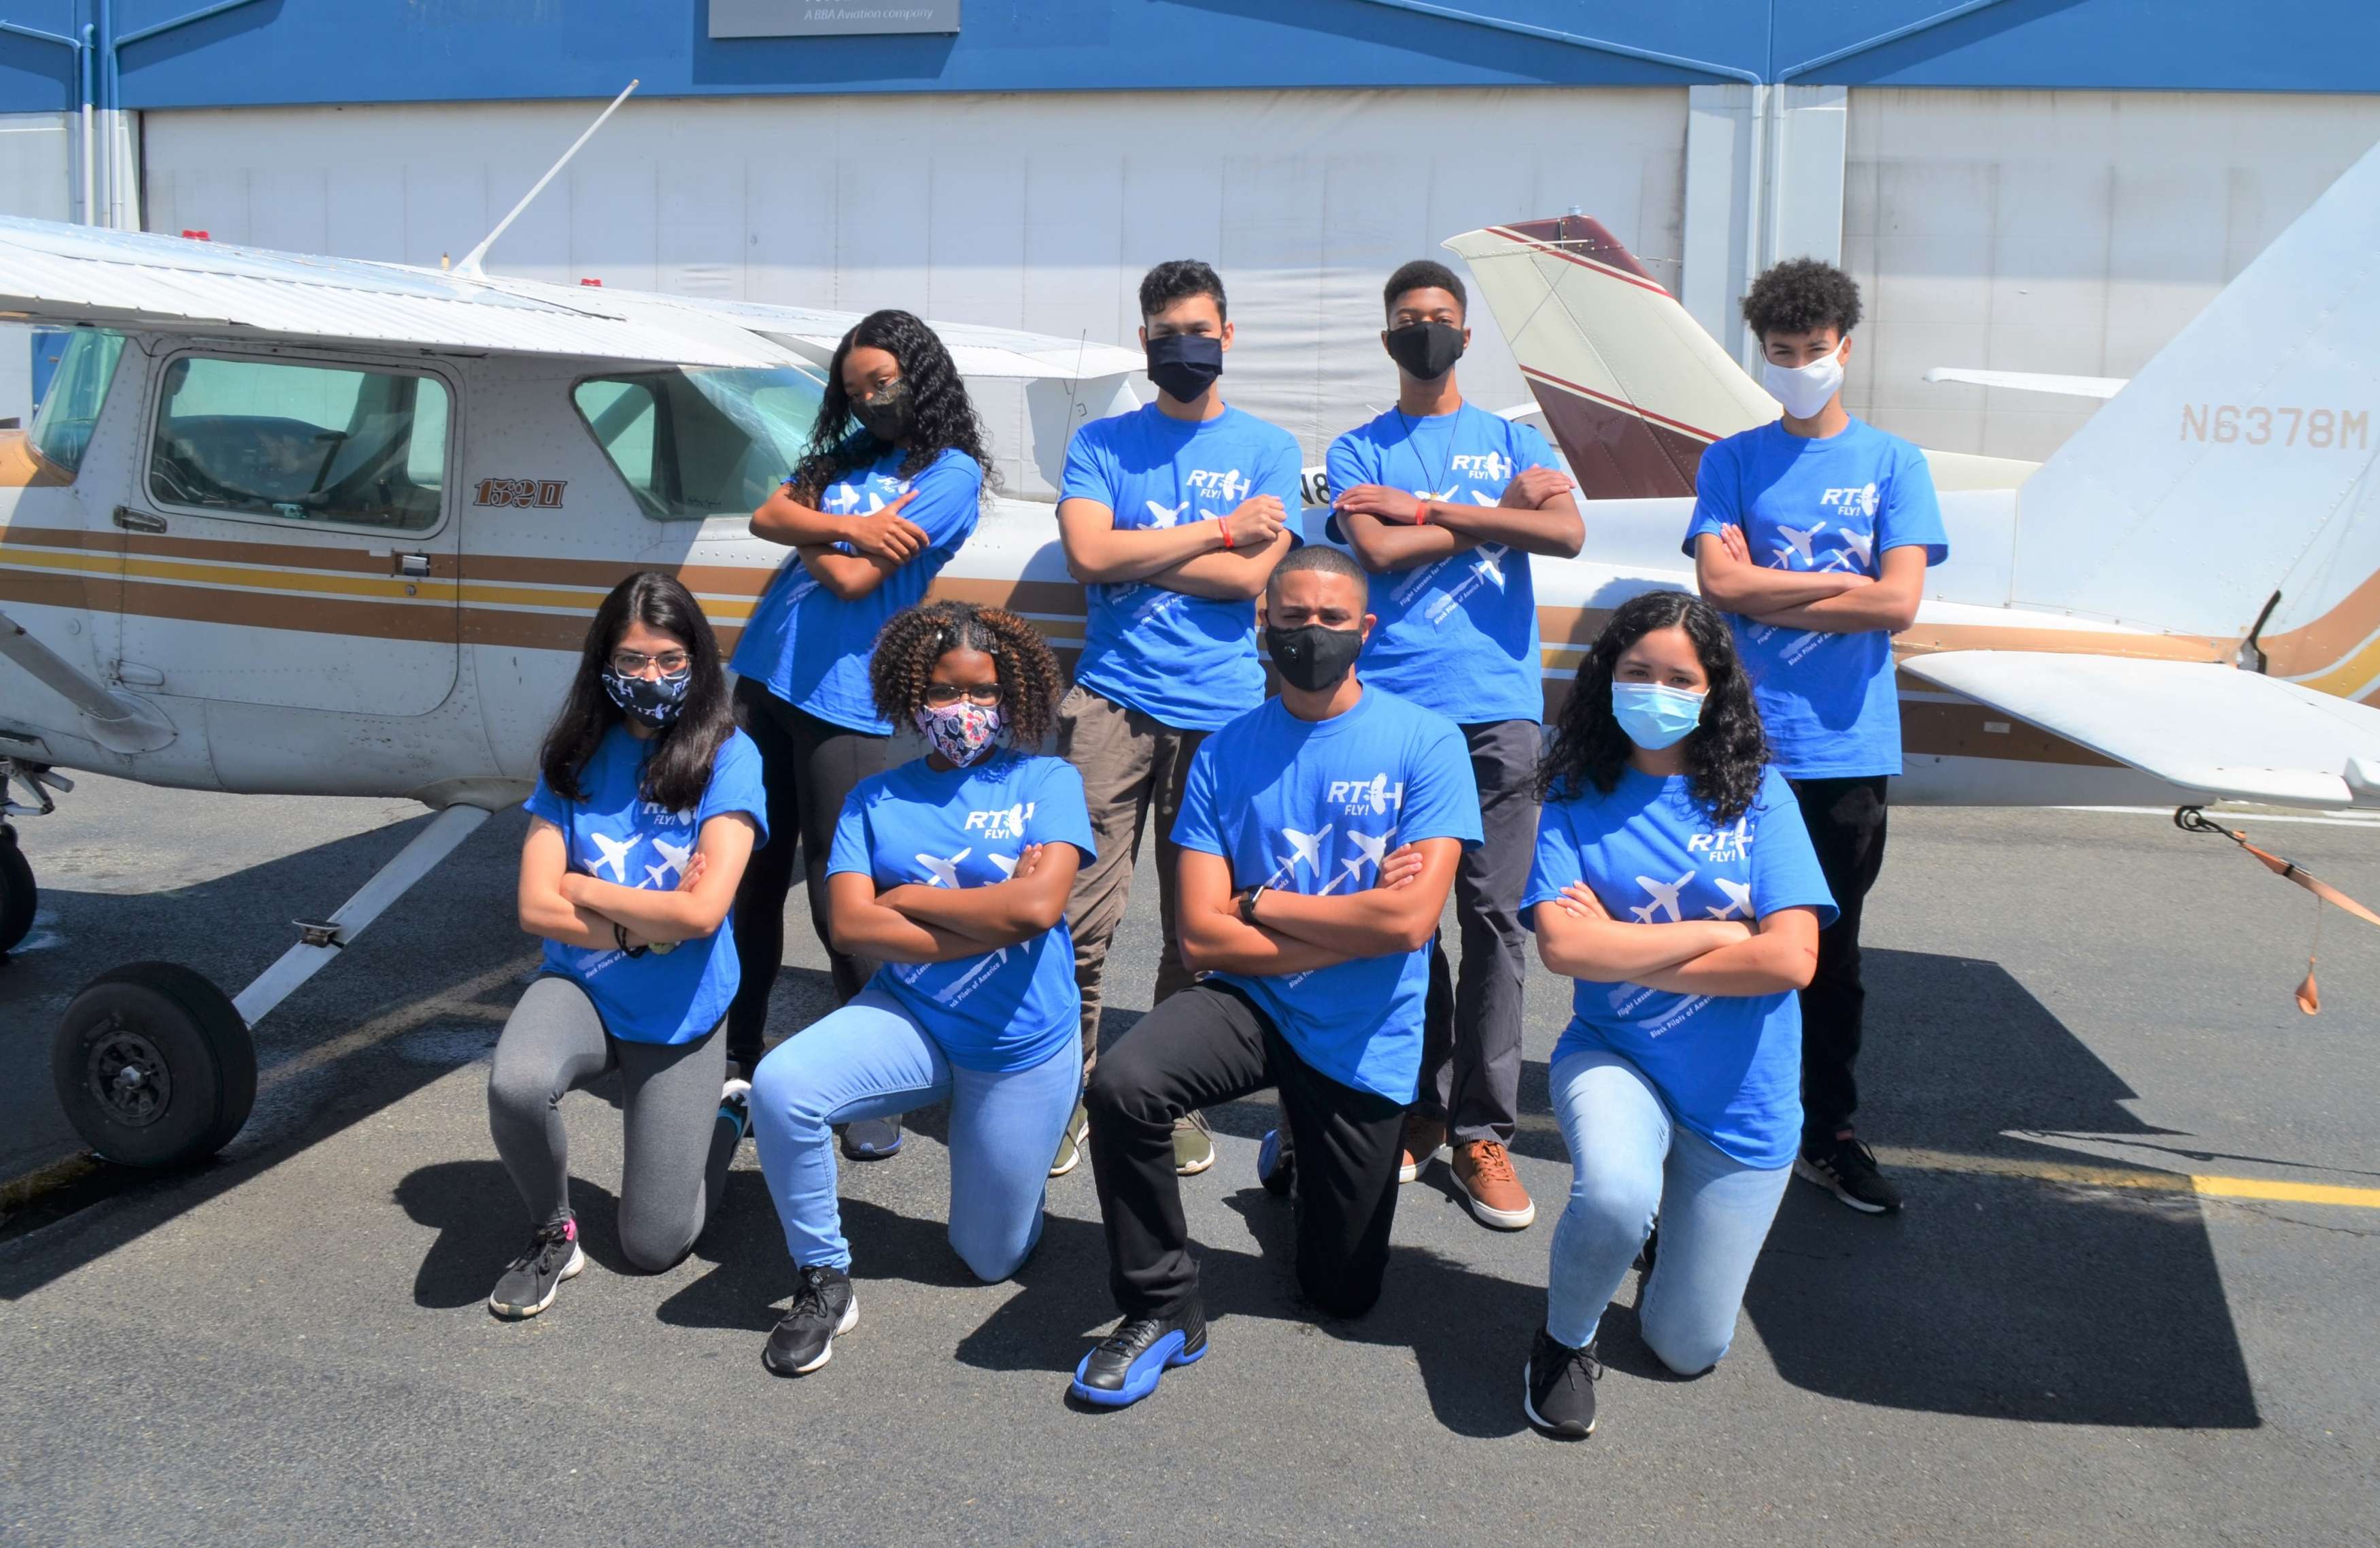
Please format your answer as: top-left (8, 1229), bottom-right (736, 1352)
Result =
top-left (1238, 884), bottom-right (1268, 926)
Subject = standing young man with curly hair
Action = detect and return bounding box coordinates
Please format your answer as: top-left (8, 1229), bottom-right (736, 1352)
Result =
top-left (1682, 258), bottom-right (1948, 1216)
top-left (1051, 260), bottom-right (1302, 1179)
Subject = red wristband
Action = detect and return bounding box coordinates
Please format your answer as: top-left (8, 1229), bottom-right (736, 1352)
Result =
top-left (1413, 501), bottom-right (1431, 527)
top-left (1220, 520), bottom-right (1234, 550)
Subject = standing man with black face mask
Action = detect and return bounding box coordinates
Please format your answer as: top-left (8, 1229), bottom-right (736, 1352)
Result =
top-left (1049, 260), bottom-right (1302, 1181)
top-left (1070, 545), bottom-right (1480, 1408)
top-left (1327, 260), bottom-right (1584, 1232)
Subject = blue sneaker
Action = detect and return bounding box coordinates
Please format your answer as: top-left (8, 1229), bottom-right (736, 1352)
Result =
top-left (1257, 1127), bottom-right (1294, 1196)
top-left (1070, 1300), bottom-right (1208, 1407)
top-left (842, 1114), bottom-right (903, 1160)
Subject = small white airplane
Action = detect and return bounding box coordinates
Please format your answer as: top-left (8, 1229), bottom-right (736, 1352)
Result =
top-left (1771, 521), bottom-right (1826, 569)
top-left (1144, 499), bottom-right (1188, 528)
top-left (586, 831), bottom-right (638, 886)
top-left (1471, 547), bottom-right (1509, 591)
top-left (1276, 825), bottom-right (1331, 879)
top-left (1706, 875), bottom-right (1754, 921)
top-left (915, 848), bottom-right (972, 889)
top-left (1826, 528), bottom-right (1876, 571)
top-left (1346, 827), bottom-right (1394, 871)
top-left (643, 835), bottom-right (693, 890)
top-left (1630, 870), bottom-right (1697, 924)
top-left (989, 852), bottom-right (1019, 879)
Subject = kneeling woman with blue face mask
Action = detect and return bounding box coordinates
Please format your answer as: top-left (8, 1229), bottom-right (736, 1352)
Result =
top-left (1517, 590), bottom-right (1837, 1439)
top-left (751, 601), bottom-right (1093, 1377)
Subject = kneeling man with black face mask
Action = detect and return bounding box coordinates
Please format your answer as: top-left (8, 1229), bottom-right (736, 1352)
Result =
top-left (1070, 545), bottom-right (1482, 1409)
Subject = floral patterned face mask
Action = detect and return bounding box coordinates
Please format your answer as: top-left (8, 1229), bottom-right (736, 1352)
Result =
top-left (914, 700), bottom-right (1004, 767)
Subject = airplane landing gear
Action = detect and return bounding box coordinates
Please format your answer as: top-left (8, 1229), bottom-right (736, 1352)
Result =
top-left (0, 824), bottom-right (33, 956)
top-left (51, 962), bottom-right (256, 1168)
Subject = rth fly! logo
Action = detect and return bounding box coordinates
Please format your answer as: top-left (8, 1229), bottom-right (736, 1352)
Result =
top-left (1183, 468), bottom-right (1251, 507)
top-left (1325, 775), bottom-right (1403, 816)
top-left (962, 802), bottom-right (1034, 841)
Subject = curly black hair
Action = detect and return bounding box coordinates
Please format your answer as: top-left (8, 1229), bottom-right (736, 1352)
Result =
top-left (1138, 259), bottom-right (1227, 322)
top-left (789, 309), bottom-right (996, 500)
top-left (541, 571), bottom-right (738, 813)
top-left (869, 600), bottom-right (1066, 749)
top-left (1383, 258), bottom-right (1465, 319)
top-left (1741, 257), bottom-right (1863, 341)
top-left (1538, 590), bottom-right (1770, 822)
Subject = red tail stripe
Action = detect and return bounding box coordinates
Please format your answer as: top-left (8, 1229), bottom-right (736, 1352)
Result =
top-left (1520, 365), bottom-right (1726, 446)
top-left (1484, 226), bottom-right (1674, 297)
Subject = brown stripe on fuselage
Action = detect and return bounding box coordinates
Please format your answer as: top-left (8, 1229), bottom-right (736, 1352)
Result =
top-left (2260, 569), bottom-right (2380, 681)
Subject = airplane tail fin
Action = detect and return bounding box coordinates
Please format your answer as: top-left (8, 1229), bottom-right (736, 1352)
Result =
top-left (1446, 218), bottom-right (2034, 499)
top-left (2007, 139), bottom-right (2380, 700)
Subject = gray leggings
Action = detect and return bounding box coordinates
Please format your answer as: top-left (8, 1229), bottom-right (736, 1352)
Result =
top-left (487, 975), bottom-right (737, 1273)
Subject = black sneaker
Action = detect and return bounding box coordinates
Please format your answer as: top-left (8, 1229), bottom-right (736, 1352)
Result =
top-left (763, 1264), bottom-right (858, 1376)
top-left (843, 1114), bottom-right (903, 1160)
top-left (488, 1217), bottom-right (584, 1319)
top-left (1795, 1132), bottom-right (1903, 1214)
top-left (1523, 1326), bottom-right (1601, 1438)
top-left (1256, 1127), bottom-right (1294, 1196)
top-left (1070, 1299), bottom-right (1208, 1407)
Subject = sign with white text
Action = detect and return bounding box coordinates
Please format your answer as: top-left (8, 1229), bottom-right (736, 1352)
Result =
top-left (709, 0), bottom-right (960, 37)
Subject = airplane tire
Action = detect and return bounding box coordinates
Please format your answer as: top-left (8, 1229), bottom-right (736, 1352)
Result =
top-left (52, 962), bottom-right (256, 1168)
top-left (0, 826), bottom-right (33, 956)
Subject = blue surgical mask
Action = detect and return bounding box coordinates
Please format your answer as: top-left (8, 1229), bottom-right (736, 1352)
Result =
top-left (1612, 682), bottom-right (1705, 750)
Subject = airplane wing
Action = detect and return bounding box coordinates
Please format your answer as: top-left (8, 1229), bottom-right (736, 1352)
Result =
top-left (1901, 651), bottom-right (2380, 807)
top-left (1923, 367), bottom-right (2129, 399)
top-left (0, 216), bottom-right (1145, 380)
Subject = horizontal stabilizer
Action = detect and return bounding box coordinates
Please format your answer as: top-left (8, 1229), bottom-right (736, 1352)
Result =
top-left (1924, 367), bottom-right (2128, 399)
top-left (1902, 650), bottom-right (2380, 808)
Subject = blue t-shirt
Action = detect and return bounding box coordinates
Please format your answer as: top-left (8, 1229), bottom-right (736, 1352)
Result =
top-left (1059, 403), bottom-right (1304, 732)
top-left (1682, 418), bottom-right (1947, 778)
top-left (1325, 404), bottom-right (1562, 725)
top-left (1524, 766), bottom-right (1837, 1168)
top-left (1171, 686), bottom-right (1482, 1101)
top-left (828, 751), bottom-right (1095, 1073)
top-left (729, 443), bottom-right (983, 735)
top-left (524, 725), bottom-right (769, 1046)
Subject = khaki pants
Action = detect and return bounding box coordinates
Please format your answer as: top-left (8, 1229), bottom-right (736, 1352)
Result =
top-left (1057, 684), bottom-right (1206, 1077)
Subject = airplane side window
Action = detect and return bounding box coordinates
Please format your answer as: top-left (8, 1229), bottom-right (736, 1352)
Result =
top-left (27, 329), bottom-right (126, 476)
top-left (146, 356), bottom-right (450, 532)
top-left (572, 366), bottom-right (821, 522)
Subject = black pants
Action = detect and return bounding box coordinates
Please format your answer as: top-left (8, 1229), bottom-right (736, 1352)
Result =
top-left (1085, 982), bottom-right (1406, 1321)
top-left (1788, 775), bottom-right (1890, 1145)
top-left (727, 679), bottom-right (892, 1071)
top-left (1418, 718), bottom-right (1540, 1145)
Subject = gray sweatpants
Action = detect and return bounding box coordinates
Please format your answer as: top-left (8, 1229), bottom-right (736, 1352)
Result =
top-left (487, 975), bottom-right (737, 1273)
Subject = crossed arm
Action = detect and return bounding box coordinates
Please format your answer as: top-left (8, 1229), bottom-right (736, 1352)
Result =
top-left (517, 811), bottom-right (760, 950)
top-left (1336, 464), bottom-right (1584, 573)
top-left (1531, 879), bottom-right (1820, 996)
top-left (823, 842), bottom-right (1083, 966)
top-left (1174, 838), bottom-right (1461, 978)
top-left (750, 482), bottom-right (937, 601)
top-left (1056, 498), bottom-right (1295, 601)
top-left (1693, 530), bottom-right (1927, 634)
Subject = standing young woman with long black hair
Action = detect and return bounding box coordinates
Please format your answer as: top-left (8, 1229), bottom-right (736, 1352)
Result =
top-left (1516, 590), bottom-right (1836, 1438)
top-left (486, 571), bottom-right (767, 1319)
top-left (728, 309), bottom-right (995, 1160)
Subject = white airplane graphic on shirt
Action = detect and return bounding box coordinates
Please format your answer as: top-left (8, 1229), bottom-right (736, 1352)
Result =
top-left (1268, 824), bottom-right (1333, 886)
top-left (588, 831), bottom-right (639, 883)
top-left (989, 852), bottom-right (1019, 878)
top-left (823, 484), bottom-right (861, 514)
top-left (1144, 500), bottom-right (1189, 528)
top-left (1824, 528), bottom-right (1875, 571)
top-left (1771, 521), bottom-right (1826, 569)
top-left (1472, 547), bottom-right (1508, 590)
top-left (643, 836), bottom-right (694, 890)
top-left (1629, 869), bottom-right (1697, 923)
top-left (916, 847), bottom-right (972, 888)
top-left (1705, 876), bottom-right (1754, 921)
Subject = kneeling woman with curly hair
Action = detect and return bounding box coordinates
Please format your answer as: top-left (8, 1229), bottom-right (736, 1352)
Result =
top-left (750, 600), bottom-right (1091, 1376)
top-left (1517, 590), bottom-right (1837, 1441)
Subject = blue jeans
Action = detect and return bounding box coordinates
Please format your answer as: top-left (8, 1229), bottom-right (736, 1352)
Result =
top-left (751, 988), bottom-right (1080, 1282)
top-left (1546, 1048), bottom-right (1792, 1373)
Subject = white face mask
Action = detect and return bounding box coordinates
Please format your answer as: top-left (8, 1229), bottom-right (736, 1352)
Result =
top-left (1761, 347), bottom-right (1845, 421)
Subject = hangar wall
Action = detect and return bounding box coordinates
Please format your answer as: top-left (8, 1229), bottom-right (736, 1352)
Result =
top-left (135, 90), bottom-right (1689, 490)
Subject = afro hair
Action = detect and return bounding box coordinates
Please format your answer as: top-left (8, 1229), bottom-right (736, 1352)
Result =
top-left (1741, 257), bottom-right (1863, 341)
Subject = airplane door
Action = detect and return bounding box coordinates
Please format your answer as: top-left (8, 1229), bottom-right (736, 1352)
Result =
top-left (114, 346), bottom-right (460, 716)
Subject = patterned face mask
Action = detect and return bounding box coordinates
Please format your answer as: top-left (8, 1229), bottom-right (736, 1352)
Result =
top-left (913, 699), bottom-right (1004, 767)
top-left (602, 667), bottom-right (692, 728)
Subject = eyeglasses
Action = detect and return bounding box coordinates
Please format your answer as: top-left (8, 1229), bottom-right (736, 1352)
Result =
top-left (609, 650), bottom-right (691, 677)
top-left (923, 683), bottom-right (1002, 707)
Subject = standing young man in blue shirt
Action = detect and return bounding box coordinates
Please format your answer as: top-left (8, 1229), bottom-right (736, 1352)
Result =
top-left (1053, 260), bottom-right (1302, 1179)
top-left (1070, 545), bottom-right (1479, 1408)
top-left (1327, 260), bottom-right (1584, 1232)
top-left (1684, 258), bottom-right (1948, 1215)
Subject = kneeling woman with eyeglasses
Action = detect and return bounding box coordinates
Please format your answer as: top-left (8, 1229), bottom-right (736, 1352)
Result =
top-left (1518, 590), bottom-right (1836, 1438)
top-left (751, 601), bottom-right (1091, 1376)
top-left (484, 571), bottom-right (766, 1319)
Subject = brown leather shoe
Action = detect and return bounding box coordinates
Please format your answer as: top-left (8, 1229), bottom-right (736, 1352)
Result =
top-left (1452, 1139), bottom-right (1535, 1229)
top-left (1398, 1112), bottom-right (1447, 1184)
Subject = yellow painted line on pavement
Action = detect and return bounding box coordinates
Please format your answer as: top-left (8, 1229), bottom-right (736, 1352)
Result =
top-left (1881, 1145), bottom-right (2380, 1210)
top-left (2189, 1173), bottom-right (2380, 1209)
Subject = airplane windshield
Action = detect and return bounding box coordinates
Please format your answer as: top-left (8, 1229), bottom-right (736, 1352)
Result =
top-left (27, 329), bottom-right (126, 476)
top-left (573, 366), bottom-right (824, 522)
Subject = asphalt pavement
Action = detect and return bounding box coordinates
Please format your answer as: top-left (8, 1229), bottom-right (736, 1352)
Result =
top-left (3, 773), bottom-right (2377, 1546)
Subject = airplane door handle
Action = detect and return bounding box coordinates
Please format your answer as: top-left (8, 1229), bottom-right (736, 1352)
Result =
top-left (394, 553), bottom-right (431, 579)
top-left (112, 507), bottom-right (167, 535)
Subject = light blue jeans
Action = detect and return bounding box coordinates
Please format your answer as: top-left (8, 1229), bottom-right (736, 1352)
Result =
top-left (751, 987), bottom-right (1080, 1282)
top-left (1546, 1047), bottom-right (1792, 1373)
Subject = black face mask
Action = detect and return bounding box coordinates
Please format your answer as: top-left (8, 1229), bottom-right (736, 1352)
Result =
top-left (1265, 622), bottom-right (1364, 694)
top-left (1384, 320), bottom-right (1465, 381)
top-left (1144, 333), bottom-right (1224, 404)
top-left (603, 667), bottom-right (692, 730)
top-left (853, 378), bottom-right (915, 443)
